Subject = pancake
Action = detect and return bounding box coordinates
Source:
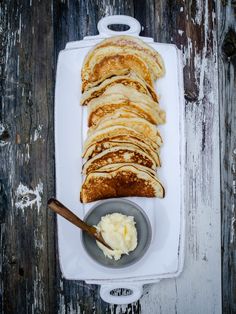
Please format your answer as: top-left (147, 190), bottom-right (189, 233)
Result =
top-left (88, 117), bottom-right (162, 144)
top-left (82, 53), bottom-right (154, 92)
top-left (81, 35), bottom-right (165, 92)
top-left (82, 139), bottom-right (161, 167)
top-left (98, 163), bottom-right (157, 176)
top-left (88, 108), bottom-right (141, 123)
top-left (87, 93), bottom-right (165, 126)
top-left (80, 73), bottom-right (158, 105)
top-left (103, 84), bottom-right (160, 108)
top-left (83, 126), bottom-right (160, 155)
top-left (82, 145), bottom-right (158, 174)
top-left (80, 163), bottom-right (165, 203)
top-left (92, 36), bottom-right (165, 79)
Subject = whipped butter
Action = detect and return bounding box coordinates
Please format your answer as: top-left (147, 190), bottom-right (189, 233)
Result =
top-left (95, 213), bottom-right (138, 260)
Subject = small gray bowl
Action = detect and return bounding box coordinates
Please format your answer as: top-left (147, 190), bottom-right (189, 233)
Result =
top-left (81, 198), bottom-right (152, 269)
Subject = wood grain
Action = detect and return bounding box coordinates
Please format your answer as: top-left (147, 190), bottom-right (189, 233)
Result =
top-left (0, 0), bottom-right (235, 313)
top-left (218, 1), bottom-right (236, 313)
top-left (0, 0), bottom-right (56, 313)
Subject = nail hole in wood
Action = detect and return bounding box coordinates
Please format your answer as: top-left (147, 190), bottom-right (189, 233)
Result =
top-left (184, 91), bottom-right (198, 102)
top-left (0, 129), bottom-right (10, 142)
top-left (222, 28), bottom-right (236, 59)
top-left (19, 267), bottom-right (24, 276)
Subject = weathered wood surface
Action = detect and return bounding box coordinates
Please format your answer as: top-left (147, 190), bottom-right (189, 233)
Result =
top-left (218, 1), bottom-right (236, 313)
top-left (0, 0), bottom-right (235, 313)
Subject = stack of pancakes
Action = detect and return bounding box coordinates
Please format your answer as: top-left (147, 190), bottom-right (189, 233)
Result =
top-left (80, 36), bottom-right (166, 203)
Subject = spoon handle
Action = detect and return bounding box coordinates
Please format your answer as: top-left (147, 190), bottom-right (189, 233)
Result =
top-left (48, 198), bottom-right (97, 235)
top-left (47, 198), bottom-right (112, 250)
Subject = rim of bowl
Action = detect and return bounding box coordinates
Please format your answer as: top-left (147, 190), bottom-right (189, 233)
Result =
top-left (81, 198), bottom-right (152, 269)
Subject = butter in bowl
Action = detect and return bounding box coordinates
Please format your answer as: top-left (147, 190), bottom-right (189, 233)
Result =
top-left (82, 198), bottom-right (152, 269)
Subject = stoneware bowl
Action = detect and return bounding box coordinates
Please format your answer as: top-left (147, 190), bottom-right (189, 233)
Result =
top-left (81, 198), bottom-right (152, 269)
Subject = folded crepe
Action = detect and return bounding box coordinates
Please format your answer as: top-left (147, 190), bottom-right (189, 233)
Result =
top-left (92, 36), bottom-right (165, 79)
top-left (103, 84), bottom-right (160, 108)
top-left (88, 117), bottom-right (162, 144)
top-left (80, 73), bottom-right (158, 105)
top-left (80, 163), bottom-right (165, 203)
top-left (97, 163), bottom-right (156, 176)
top-left (87, 93), bottom-right (165, 126)
top-left (88, 108), bottom-right (141, 125)
top-left (82, 53), bottom-right (154, 92)
top-left (81, 35), bottom-right (165, 91)
top-left (82, 139), bottom-right (160, 167)
top-left (82, 145), bottom-right (158, 174)
top-left (83, 125), bottom-right (161, 155)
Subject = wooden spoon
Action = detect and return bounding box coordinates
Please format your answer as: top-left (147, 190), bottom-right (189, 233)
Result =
top-left (47, 198), bottom-right (112, 250)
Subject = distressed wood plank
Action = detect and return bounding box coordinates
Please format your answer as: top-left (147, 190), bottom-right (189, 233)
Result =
top-left (0, 0), bottom-right (56, 313)
top-left (218, 1), bottom-right (236, 313)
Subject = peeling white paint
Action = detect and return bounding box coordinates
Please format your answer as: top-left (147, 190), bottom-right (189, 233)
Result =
top-left (230, 204), bottom-right (235, 244)
top-left (32, 124), bottom-right (43, 142)
top-left (17, 54), bottom-right (20, 77)
top-left (104, 4), bottom-right (113, 16)
top-left (59, 279), bottom-right (66, 314)
top-left (212, 10), bottom-right (216, 22)
top-left (34, 230), bottom-right (44, 250)
top-left (18, 14), bottom-right (21, 43)
top-left (194, 1), bottom-right (203, 25)
top-left (178, 30), bottom-right (184, 36)
top-left (0, 124), bottom-right (5, 134)
top-left (25, 143), bottom-right (30, 163)
top-left (198, 0), bottom-right (209, 101)
top-left (33, 266), bottom-right (45, 314)
top-left (15, 181), bottom-right (43, 212)
top-left (34, 130), bottom-right (40, 141)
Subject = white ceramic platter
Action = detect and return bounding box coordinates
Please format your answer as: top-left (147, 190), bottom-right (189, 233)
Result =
top-left (55, 15), bottom-right (185, 304)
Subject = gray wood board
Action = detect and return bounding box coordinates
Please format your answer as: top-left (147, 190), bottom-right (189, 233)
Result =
top-left (218, 0), bottom-right (236, 313)
top-left (0, 0), bottom-right (235, 313)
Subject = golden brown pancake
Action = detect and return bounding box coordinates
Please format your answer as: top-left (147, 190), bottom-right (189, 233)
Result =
top-left (83, 126), bottom-right (161, 155)
top-left (97, 163), bottom-right (157, 176)
top-left (103, 84), bottom-right (159, 108)
top-left (88, 108), bottom-right (141, 124)
top-left (93, 35), bottom-right (165, 79)
top-left (82, 53), bottom-right (154, 92)
top-left (82, 145), bottom-right (158, 174)
top-left (88, 117), bottom-right (162, 144)
top-left (80, 73), bottom-right (158, 105)
top-left (87, 93), bottom-right (165, 126)
top-left (82, 139), bottom-right (161, 167)
top-left (81, 35), bottom-right (165, 92)
top-left (80, 163), bottom-right (165, 203)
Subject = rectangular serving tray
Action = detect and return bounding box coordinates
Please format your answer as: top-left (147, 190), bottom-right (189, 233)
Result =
top-left (55, 33), bottom-right (185, 284)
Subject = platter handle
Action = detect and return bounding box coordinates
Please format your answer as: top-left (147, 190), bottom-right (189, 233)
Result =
top-left (97, 15), bottom-right (141, 36)
top-left (100, 283), bottom-right (143, 304)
